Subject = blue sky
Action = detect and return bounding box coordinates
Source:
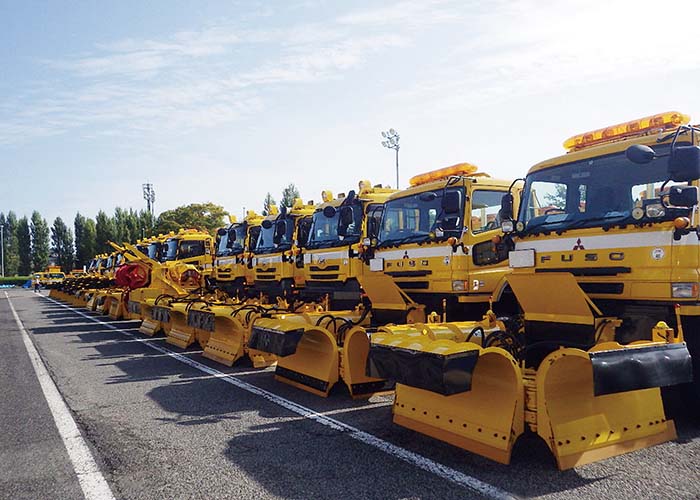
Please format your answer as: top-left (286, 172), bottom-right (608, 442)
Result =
top-left (3, 0), bottom-right (700, 227)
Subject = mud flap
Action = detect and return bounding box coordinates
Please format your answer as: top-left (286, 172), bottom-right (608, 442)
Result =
top-left (536, 345), bottom-right (684, 470)
top-left (253, 317), bottom-right (340, 397)
top-left (341, 327), bottom-right (393, 398)
top-left (391, 347), bottom-right (524, 464)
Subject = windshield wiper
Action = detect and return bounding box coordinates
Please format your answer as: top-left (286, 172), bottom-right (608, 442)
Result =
top-left (562, 214), bottom-right (629, 232)
top-left (378, 233), bottom-right (430, 248)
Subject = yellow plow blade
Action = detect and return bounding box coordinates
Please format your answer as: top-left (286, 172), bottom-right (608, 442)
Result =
top-left (341, 327), bottom-right (393, 398)
top-left (201, 310), bottom-right (247, 366)
top-left (139, 300), bottom-right (172, 337)
top-left (201, 305), bottom-right (276, 368)
top-left (165, 302), bottom-right (196, 349)
top-left (105, 291), bottom-right (126, 320)
top-left (250, 316), bottom-right (339, 397)
top-left (536, 342), bottom-right (692, 470)
top-left (369, 329), bottom-right (524, 464)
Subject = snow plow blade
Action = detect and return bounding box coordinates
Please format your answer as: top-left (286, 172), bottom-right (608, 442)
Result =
top-left (139, 301), bottom-right (171, 336)
top-left (201, 305), bottom-right (276, 368)
top-left (165, 302), bottom-right (196, 349)
top-left (369, 320), bottom-right (524, 464)
top-left (251, 316), bottom-right (340, 397)
top-left (536, 342), bottom-right (692, 470)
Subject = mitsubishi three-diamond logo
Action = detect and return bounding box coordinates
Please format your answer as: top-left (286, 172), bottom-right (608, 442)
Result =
top-left (572, 238), bottom-right (585, 250)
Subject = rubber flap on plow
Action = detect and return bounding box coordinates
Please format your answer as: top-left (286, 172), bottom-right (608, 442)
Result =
top-left (252, 316), bottom-right (339, 397)
top-left (536, 342), bottom-right (691, 470)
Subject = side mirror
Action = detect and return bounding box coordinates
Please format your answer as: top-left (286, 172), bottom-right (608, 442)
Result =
top-left (626, 144), bottom-right (656, 164)
top-left (274, 220), bottom-right (288, 241)
top-left (217, 227), bottom-right (227, 236)
top-left (442, 190), bottom-right (461, 214)
top-left (261, 219), bottom-right (273, 229)
top-left (668, 185), bottom-right (699, 207)
top-left (228, 229), bottom-right (237, 242)
top-left (499, 193), bottom-right (514, 220)
top-left (669, 146), bottom-right (700, 182)
top-left (323, 206), bottom-right (336, 218)
top-left (340, 206), bottom-right (354, 226)
top-left (367, 218), bottom-right (378, 238)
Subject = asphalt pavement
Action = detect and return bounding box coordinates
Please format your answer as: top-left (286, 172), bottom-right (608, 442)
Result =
top-left (1, 288), bottom-right (699, 500)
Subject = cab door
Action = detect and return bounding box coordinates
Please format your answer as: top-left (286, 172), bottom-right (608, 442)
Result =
top-left (467, 188), bottom-right (512, 295)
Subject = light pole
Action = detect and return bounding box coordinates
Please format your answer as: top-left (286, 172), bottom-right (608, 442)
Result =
top-left (381, 128), bottom-right (400, 189)
top-left (0, 223), bottom-right (4, 278)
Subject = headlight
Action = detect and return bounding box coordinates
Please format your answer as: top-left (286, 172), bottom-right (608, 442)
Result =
top-left (501, 220), bottom-right (514, 233)
top-left (509, 249), bottom-right (535, 268)
top-left (645, 203), bottom-right (665, 218)
top-left (671, 282), bottom-right (699, 298)
top-left (452, 280), bottom-right (467, 291)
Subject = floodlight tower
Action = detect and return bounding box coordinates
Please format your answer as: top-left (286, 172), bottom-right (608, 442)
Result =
top-left (143, 183), bottom-right (156, 215)
top-left (381, 128), bottom-right (400, 189)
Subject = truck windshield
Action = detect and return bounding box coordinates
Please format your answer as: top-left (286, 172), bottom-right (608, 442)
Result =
top-left (164, 239), bottom-right (178, 261)
top-left (217, 224), bottom-right (245, 256)
top-left (254, 217), bottom-right (294, 254)
top-left (518, 144), bottom-right (690, 234)
top-left (147, 242), bottom-right (160, 260)
top-left (378, 187), bottom-right (465, 247)
top-left (178, 240), bottom-right (206, 259)
top-left (307, 204), bottom-right (363, 249)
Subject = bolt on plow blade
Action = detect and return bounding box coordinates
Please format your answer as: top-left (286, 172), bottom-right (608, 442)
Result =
top-left (251, 317), bottom-right (339, 397)
top-left (536, 342), bottom-right (692, 470)
top-left (369, 334), bottom-right (524, 464)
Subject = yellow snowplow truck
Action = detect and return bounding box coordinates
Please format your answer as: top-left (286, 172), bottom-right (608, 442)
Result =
top-left (366, 163), bottom-right (521, 321)
top-left (251, 199), bottom-right (316, 300)
top-left (366, 111), bottom-right (695, 470)
top-left (212, 211), bottom-right (263, 298)
top-left (301, 181), bottom-right (395, 309)
top-left (498, 110), bottom-right (700, 407)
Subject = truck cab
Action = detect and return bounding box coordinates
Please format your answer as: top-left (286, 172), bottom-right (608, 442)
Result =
top-left (368, 163), bottom-right (520, 319)
top-left (213, 211), bottom-right (263, 297)
top-left (302, 181), bottom-right (396, 308)
top-left (161, 229), bottom-right (215, 276)
top-left (251, 199), bottom-right (316, 300)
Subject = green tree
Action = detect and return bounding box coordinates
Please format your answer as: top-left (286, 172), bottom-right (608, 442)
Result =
top-left (4, 211), bottom-right (20, 276)
top-left (74, 213), bottom-right (97, 268)
top-left (17, 216), bottom-right (32, 275)
top-left (30, 211), bottom-right (50, 272)
top-left (262, 192), bottom-right (276, 216)
top-left (138, 209), bottom-right (155, 239)
top-left (84, 218), bottom-right (97, 264)
top-left (95, 210), bottom-right (116, 254)
top-left (51, 217), bottom-right (74, 273)
top-left (154, 203), bottom-right (226, 235)
top-left (280, 183), bottom-right (300, 208)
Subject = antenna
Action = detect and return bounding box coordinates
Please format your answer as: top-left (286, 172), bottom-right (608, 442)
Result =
top-left (143, 183), bottom-right (156, 214)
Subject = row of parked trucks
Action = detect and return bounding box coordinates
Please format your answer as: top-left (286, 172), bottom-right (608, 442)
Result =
top-left (49, 111), bottom-right (698, 470)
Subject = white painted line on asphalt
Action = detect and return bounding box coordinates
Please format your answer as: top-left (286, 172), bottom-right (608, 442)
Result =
top-left (5, 292), bottom-right (116, 500)
top-left (45, 296), bottom-right (515, 500)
